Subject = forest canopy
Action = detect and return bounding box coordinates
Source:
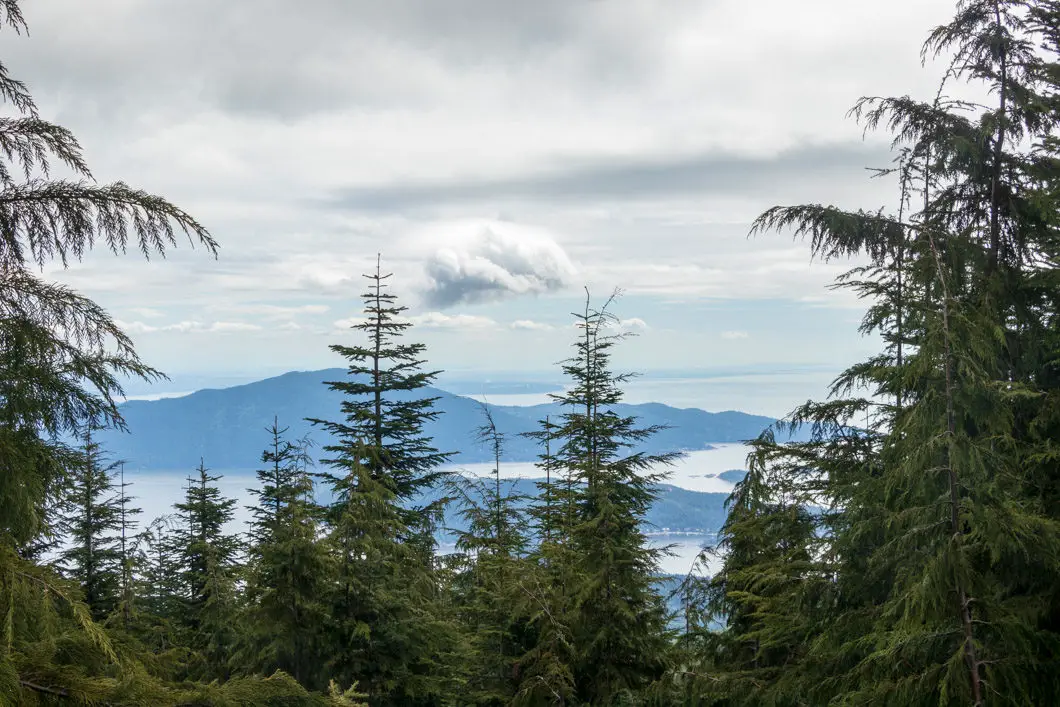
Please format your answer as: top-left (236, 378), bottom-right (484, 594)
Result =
top-left (1, 0), bottom-right (1059, 705)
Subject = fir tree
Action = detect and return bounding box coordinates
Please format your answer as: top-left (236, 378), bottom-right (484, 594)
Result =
top-left (448, 403), bottom-right (532, 705)
top-left (693, 1), bottom-right (1060, 704)
top-left (310, 256), bottom-right (461, 705)
top-left (173, 459), bottom-right (241, 681)
top-left (0, 0), bottom-right (215, 699)
top-left (517, 291), bottom-right (678, 706)
top-left (135, 514), bottom-right (187, 654)
top-left (57, 424), bottom-right (123, 620)
top-left (114, 462), bottom-right (142, 631)
top-left (238, 418), bottom-right (329, 689)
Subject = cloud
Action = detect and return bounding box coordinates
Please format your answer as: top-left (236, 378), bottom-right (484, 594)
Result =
top-left (129, 307), bottom-right (164, 319)
top-left (617, 317), bottom-right (649, 331)
top-left (219, 303), bottom-right (330, 318)
top-left (327, 143), bottom-right (891, 212)
top-left (117, 320), bottom-right (263, 334)
top-left (209, 321), bottom-right (263, 333)
top-left (409, 312), bottom-right (497, 330)
top-left (332, 316), bottom-right (368, 330)
top-left (416, 219), bottom-right (577, 307)
top-left (510, 319), bottom-right (553, 331)
top-left (720, 330), bottom-right (750, 340)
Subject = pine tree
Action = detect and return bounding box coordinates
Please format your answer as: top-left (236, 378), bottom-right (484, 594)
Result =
top-left (113, 462), bottom-right (142, 631)
top-left (134, 514), bottom-right (187, 654)
top-left (238, 418), bottom-right (329, 688)
top-left (310, 256), bottom-right (462, 705)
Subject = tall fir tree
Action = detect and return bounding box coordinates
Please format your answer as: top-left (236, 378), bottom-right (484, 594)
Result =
top-left (686, 1), bottom-right (1060, 704)
top-left (173, 458), bottom-right (242, 682)
top-left (238, 418), bottom-right (330, 689)
top-left (57, 424), bottom-right (124, 620)
top-left (0, 0), bottom-right (216, 699)
top-left (517, 291), bottom-right (678, 706)
top-left (113, 462), bottom-right (142, 632)
top-left (309, 256), bottom-right (462, 706)
top-left (448, 403), bottom-right (532, 705)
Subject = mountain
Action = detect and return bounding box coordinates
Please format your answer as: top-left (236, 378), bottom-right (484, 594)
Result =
top-left (414, 478), bottom-right (731, 542)
top-left (98, 368), bottom-right (791, 471)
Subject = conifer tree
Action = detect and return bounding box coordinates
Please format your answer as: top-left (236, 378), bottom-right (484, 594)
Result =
top-left (0, 0), bottom-right (216, 699)
top-left (238, 418), bottom-right (329, 688)
top-left (135, 514), bottom-right (187, 653)
top-left (517, 291), bottom-right (678, 706)
top-left (114, 462), bottom-right (142, 631)
top-left (57, 424), bottom-right (123, 620)
top-left (448, 403), bottom-right (532, 704)
top-left (691, 1), bottom-right (1060, 704)
top-left (173, 459), bottom-right (241, 681)
top-left (310, 256), bottom-right (461, 705)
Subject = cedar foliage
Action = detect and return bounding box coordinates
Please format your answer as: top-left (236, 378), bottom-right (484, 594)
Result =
top-left (671, 1), bottom-right (1060, 705)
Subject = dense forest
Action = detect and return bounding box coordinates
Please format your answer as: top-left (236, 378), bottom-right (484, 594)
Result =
top-left (2, 0), bottom-right (1060, 704)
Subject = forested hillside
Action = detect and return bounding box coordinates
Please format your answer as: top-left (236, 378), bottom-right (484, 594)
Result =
top-left (94, 369), bottom-right (783, 468)
top-left (2, 0), bottom-right (1059, 705)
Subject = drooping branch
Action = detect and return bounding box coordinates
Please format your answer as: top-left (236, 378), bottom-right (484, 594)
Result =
top-left (0, 117), bottom-right (92, 186)
top-left (0, 180), bottom-right (218, 268)
top-left (750, 204), bottom-right (909, 262)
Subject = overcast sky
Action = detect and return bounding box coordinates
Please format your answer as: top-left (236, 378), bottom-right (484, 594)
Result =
top-left (10, 0), bottom-right (960, 412)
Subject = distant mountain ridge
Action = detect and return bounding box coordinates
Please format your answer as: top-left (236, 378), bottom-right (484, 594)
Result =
top-left (97, 368), bottom-right (791, 471)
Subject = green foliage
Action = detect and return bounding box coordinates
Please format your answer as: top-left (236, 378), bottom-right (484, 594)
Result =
top-left (680, 2), bottom-right (1060, 705)
top-left (237, 419), bottom-right (330, 688)
top-left (311, 258), bottom-right (463, 705)
top-left (173, 460), bottom-right (242, 682)
top-left (447, 404), bottom-right (533, 704)
top-left (516, 291), bottom-right (678, 706)
top-left (57, 425), bottom-right (126, 620)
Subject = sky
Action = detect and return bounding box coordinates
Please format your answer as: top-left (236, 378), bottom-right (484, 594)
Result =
top-left (9, 0), bottom-right (961, 414)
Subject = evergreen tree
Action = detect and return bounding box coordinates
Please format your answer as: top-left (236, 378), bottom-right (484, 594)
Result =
top-left (114, 462), bottom-right (142, 631)
top-left (238, 418), bottom-right (329, 688)
top-left (57, 424), bottom-right (123, 620)
top-left (517, 291), bottom-right (678, 706)
top-left (448, 403), bottom-right (532, 705)
top-left (689, 1), bottom-right (1060, 704)
top-left (135, 514), bottom-right (187, 654)
top-left (310, 256), bottom-right (461, 705)
top-left (173, 459), bottom-right (241, 681)
top-left (0, 0), bottom-right (216, 699)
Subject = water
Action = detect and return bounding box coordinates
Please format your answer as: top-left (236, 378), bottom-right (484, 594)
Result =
top-left (448, 444), bottom-right (750, 494)
top-left (127, 444), bottom-right (747, 579)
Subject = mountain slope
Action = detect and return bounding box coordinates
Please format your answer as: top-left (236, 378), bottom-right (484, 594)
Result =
top-left (98, 368), bottom-right (788, 471)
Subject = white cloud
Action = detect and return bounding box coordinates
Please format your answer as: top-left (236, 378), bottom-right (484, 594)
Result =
top-left (618, 317), bottom-right (649, 331)
top-left (412, 219), bottom-right (577, 307)
top-left (129, 307), bottom-right (164, 319)
top-left (720, 330), bottom-right (750, 340)
top-left (219, 303), bottom-right (330, 318)
top-left (117, 320), bottom-right (263, 334)
top-left (209, 321), bottom-right (263, 332)
top-left (510, 319), bottom-right (553, 331)
top-left (409, 312), bottom-right (497, 330)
